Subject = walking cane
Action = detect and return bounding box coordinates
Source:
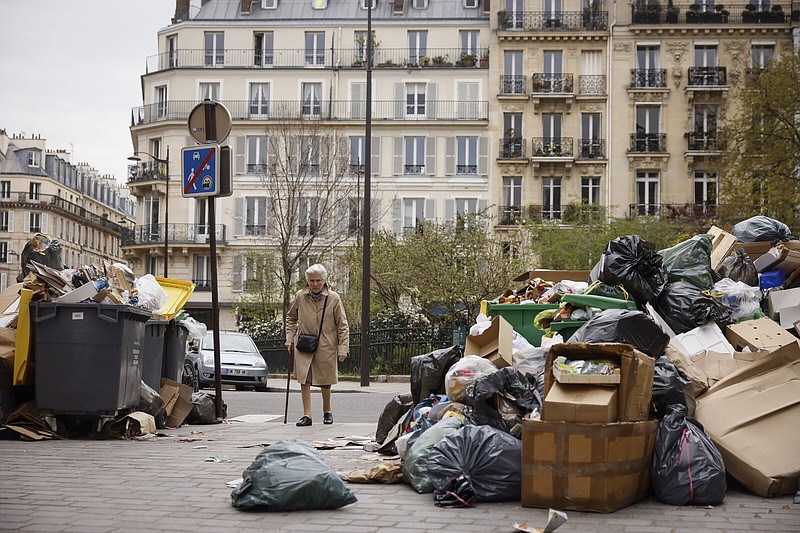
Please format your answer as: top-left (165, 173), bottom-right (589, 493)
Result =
top-left (283, 346), bottom-right (293, 424)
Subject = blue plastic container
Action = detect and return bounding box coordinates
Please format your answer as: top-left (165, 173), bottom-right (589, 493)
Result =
top-left (759, 269), bottom-right (786, 290)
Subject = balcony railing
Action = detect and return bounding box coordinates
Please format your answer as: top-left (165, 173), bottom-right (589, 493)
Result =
top-left (192, 279), bottom-right (212, 292)
top-left (498, 138), bottom-right (527, 159)
top-left (121, 223), bottom-right (226, 245)
top-left (132, 99), bottom-right (489, 126)
top-left (629, 133), bottom-right (667, 153)
top-left (500, 75), bottom-right (527, 95)
top-left (6, 192), bottom-right (123, 233)
top-left (688, 66), bottom-right (728, 86)
top-left (630, 69), bottom-right (667, 88)
top-left (456, 164), bottom-right (478, 175)
top-left (631, 3), bottom-right (792, 24)
top-left (531, 137), bottom-right (574, 158)
top-left (531, 73), bottom-right (574, 94)
top-left (498, 10), bottom-right (609, 30)
top-left (128, 161), bottom-right (168, 183)
top-left (578, 139), bottom-right (606, 159)
top-left (498, 205), bottom-right (549, 225)
top-left (578, 75), bottom-right (607, 95)
top-left (686, 132), bottom-right (723, 151)
top-left (629, 203), bottom-right (719, 218)
top-left (145, 47), bottom-right (489, 73)
top-left (404, 165), bottom-right (425, 175)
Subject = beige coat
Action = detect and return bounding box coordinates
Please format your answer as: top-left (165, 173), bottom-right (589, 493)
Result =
top-left (285, 285), bottom-right (349, 386)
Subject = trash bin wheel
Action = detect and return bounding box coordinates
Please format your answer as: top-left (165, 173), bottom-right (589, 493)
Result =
top-left (182, 361), bottom-right (199, 392)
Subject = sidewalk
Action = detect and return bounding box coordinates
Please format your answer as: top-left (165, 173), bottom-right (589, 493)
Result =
top-left (1, 402), bottom-right (798, 533)
top-left (265, 375), bottom-right (409, 394)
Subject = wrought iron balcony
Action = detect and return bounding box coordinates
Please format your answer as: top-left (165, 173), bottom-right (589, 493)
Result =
top-left (578, 75), bottom-right (607, 95)
top-left (127, 161), bottom-right (167, 183)
top-left (630, 69), bottom-right (667, 88)
top-left (497, 205), bottom-right (547, 225)
top-left (404, 165), bottom-right (425, 175)
top-left (631, 2), bottom-right (792, 24)
top-left (4, 192), bottom-right (123, 233)
top-left (686, 132), bottom-right (723, 151)
top-left (121, 223), bottom-right (227, 245)
top-left (498, 10), bottom-right (609, 30)
top-left (531, 73), bottom-right (574, 94)
top-left (578, 139), bottom-right (606, 159)
top-left (500, 75), bottom-right (527, 95)
top-left (688, 66), bottom-right (727, 86)
top-left (456, 164), bottom-right (478, 175)
top-left (245, 225), bottom-right (268, 237)
top-left (629, 133), bottom-right (667, 153)
top-left (192, 279), bottom-right (212, 292)
top-left (531, 137), bottom-right (574, 158)
top-left (131, 99), bottom-right (489, 126)
top-left (498, 138), bottom-right (527, 159)
top-left (629, 203), bottom-right (719, 218)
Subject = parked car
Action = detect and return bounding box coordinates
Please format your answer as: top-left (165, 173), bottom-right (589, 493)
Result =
top-left (185, 331), bottom-right (268, 391)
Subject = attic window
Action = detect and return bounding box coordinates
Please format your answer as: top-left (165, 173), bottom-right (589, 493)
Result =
top-left (312, 0), bottom-right (327, 8)
top-left (464, 0), bottom-right (479, 7)
top-left (262, 0), bottom-right (277, 9)
top-left (28, 151), bottom-right (41, 168)
top-left (361, 0), bottom-right (376, 8)
top-left (412, 0), bottom-right (428, 8)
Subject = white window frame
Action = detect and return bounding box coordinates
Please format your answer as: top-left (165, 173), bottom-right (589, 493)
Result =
top-left (454, 198), bottom-right (479, 217)
top-left (405, 82), bottom-right (426, 118)
top-left (581, 176), bottom-right (601, 204)
top-left (694, 171), bottom-right (718, 207)
top-left (459, 30), bottom-right (480, 57)
top-left (301, 82), bottom-right (323, 117)
top-left (193, 255), bottom-right (212, 289)
top-left (0, 211), bottom-right (9, 232)
top-left (262, 0), bottom-right (278, 8)
top-left (245, 197), bottom-right (268, 236)
top-left (0, 181), bottom-right (10, 200)
top-left (198, 81), bottom-right (221, 101)
top-left (456, 137), bottom-right (478, 175)
top-left (246, 136), bottom-right (268, 174)
top-left (204, 32), bottom-right (225, 66)
top-left (29, 182), bottom-right (41, 201)
top-left (402, 198), bottom-right (426, 232)
top-left (298, 197), bottom-right (320, 236)
top-left (412, 0), bottom-right (429, 8)
top-left (300, 136), bottom-right (320, 173)
top-left (350, 136), bottom-right (366, 172)
top-left (305, 32), bottom-right (326, 66)
top-left (464, 0), bottom-right (479, 8)
top-left (254, 32), bottom-right (274, 66)
top-left (360, 0), bottom-right (376, 9)
top-left (28, 151), bottom-right (41, 168)
top-left (249, 82), bottom-right (270, 118)
top-left (542, 177), bottom-right (562, 220)
top-left (407, 31), bottom-right (428, 64)
top-left (404, 137), bottom-right (426, 175)
top-left (29, 212), bottom-right (42, 233)
top-left (635, 170), bottom-right (660, 215)
top-left (0, 242), bottom-right (8, 263)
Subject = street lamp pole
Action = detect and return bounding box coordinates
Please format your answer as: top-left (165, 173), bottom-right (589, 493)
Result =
top-left (128, 148), bottom-right (170, 277)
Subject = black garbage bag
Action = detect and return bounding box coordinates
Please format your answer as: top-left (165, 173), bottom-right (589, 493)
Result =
top-left (231, 439), bottom-right (357, 510)
top-left (17, 235), bottom-right (64, 282)
top-left (590, 235), bottom-right (667, 305)
top-left (731, 215), bottom-right (794, 243)
top-left (660, 234), bottom-right (715, 290)
top-left (652, 357), bottom-right (695, 419)
top-left (652, 404), bottom-right (726, 506)
top-left (0, 358), bottom-right (16, 424)
top-left (428, 425), bottom-right (522, 507)
top-left (403, 416), bottom-right (466, 493)
top-left (570, 308), bottom-right (669, 357)
top-left (467, 367), bottom-right (542, 433)
top-left (654, 281), bottom-right (732, 335)
top-left (186, 392), bottom-right (227, 424)
top-left (410, 345), bottom-right (463, 405)
top-left (375, 392), bottom-right (413, 445)
top-left (716, 248), bottom-right (759, 287)
top-left (136, 381), bottom-right (168, 429)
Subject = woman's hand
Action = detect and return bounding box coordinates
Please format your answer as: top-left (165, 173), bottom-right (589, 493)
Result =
top-left (338, 353), bottom-right (347, 363)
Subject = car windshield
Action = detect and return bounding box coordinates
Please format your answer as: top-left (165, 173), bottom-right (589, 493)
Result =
top-left (203, 333), bottom-right (256, 353)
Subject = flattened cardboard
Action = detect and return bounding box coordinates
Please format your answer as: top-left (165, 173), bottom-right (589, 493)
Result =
top-left (0, 283), bottom-right (23, 316)
top-left (58, 282), bottom-right (99, 304)
top-left (707, 226), bottom-right (737, 270)
top-left (724, 317), bottom-right (797, 352)
top-left (464, 315), bottom-right (513, 368)
top-left (690, 350), bottom-right (770, 388)
top-left (522, 419), bottom-right (658, 513)
top-left (694, 340), bottom-right (800, 497)
top-left (514, 270), bottom-right (591, 283)
top-left (542, 381), bottom-right (618, 423)
top-left (0, 327), bottom-right (15, 369)
top-left (160, 377), bottom-right (193, 427)
top-left (546, 343), bottom-right (654, 422)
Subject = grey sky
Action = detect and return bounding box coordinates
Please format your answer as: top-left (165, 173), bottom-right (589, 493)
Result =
top-left (0, 0), bottom-right (175, 184)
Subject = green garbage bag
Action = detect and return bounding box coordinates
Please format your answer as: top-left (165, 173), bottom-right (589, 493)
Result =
top-left (402, 416), bottom-right (466, 493)
top-left (231, 439), bottom-right (357, 510)
top-left (659, 234), bottom-right (715, 290)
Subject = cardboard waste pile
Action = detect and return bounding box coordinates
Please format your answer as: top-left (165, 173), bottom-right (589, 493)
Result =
top-left (368, 215), bottom-right (800, 513)
top-left (0, 232), bottom-right (201, 440)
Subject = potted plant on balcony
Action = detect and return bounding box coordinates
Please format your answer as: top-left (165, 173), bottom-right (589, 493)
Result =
top-left (479, 50), bottom-right (489, 68)
top-left (583, 0), bottom-right (602, 29)
top-left (742, 3), bottom-right (757, 22)
top-left (646, 0), bottom-right (661, 22)
top-left (458, 52), bottom-right (476, 67)
top-left (768, 4), bottom-right (785, 22)
top-left (432, 55), bottom-right (450, 66)
top-left (421, 56), bottom-right (431, 66)
top-left (686, 2), bottom-right (701, 22)
top-left (666, 0), bottom-right (679, 22)
top-left (716, 4), bottom-right (730, 22)
top-left (498, 10), bottom-right (508, 29)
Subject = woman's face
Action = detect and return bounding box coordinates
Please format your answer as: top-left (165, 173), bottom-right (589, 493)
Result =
top-left (307, 274), bottom-right (325, 294)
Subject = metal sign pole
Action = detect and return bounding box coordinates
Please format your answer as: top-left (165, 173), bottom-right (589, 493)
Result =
top-left (209, 195), bottom-right (223, 420)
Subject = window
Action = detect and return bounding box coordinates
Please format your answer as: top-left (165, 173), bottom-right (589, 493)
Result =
top-left (155, 85), bottom-right (168, 118)
top-left (694, 171), bottom-right (718, 211)
top-left (254, 32), bottom-right (274, 66)
top-left (502, 51), bottom-right (525, 94)
top-left (456, 81), bottom-right (480, 119)
top-left (361, 0), bottom-right (376, 9)
top-left (168, 35), bottom-right (178, 68)
top-left (199, 82), bottom-right (220, 101)
top-left (249, 82), bottom-right (270, 117)
top-left (347, 197), bottom-right (361, 236)
top-left (247, 136), bottom-right (268, 173)
top-left (350, 136), bottom-right (366, 173)
top-left (505, 0), bottom-right (524, 28)
top-left (146, 256), bottom-right (159, 276)
top-left (412, 0), bottom-right (428, 8)
top-left (193, 255), bottom-right (212, 290)
top-left (29, 182), bottom-right (41, 201)
top-left (581, 113), bottom-right (603, 158)
top-left (502, 113), bottom-right (524, 157)
top-left (581, 177), bottom-right (601, 204)
top-left (635, 170), bottom-right (660, 215)
top-left (456, 137), bottom-right (478, 174)
top-left (541, 113), bottom-right (563, 155)
top-left (404, 137), bottom-right (426, 174)
top-left (297, 256), bottom-right (313, 285)
top-left (464, 0), bottom-right (479, 8)
top-left (313, 0), bottom-right (328, 8)
top-left (634, 106), bottom-right (661, 152)
top-left (0, 181), bottom-right (10, 200)
top-left (402, 198), bottom-right (425, 233)
top-left (751, 44), bottom-right (774, 70)
top-left (143, 196), bottom-right (160, 240)
top-left (407, 31), bottom-right (428, 65)
top-left (459, 31), bottom-right (479, 57)
top-left (245, 197), bottom-right (267, 236)
top-left (406, 82), bottom-right (426, 117)
top-left (543, 0), bottom-right (563, 26)
top-left (634, 45), bottom-right (662, 87)
top-left (694, 45), bottom-right (718, 67)
top-left (262, 0), bottom-right (278, 8)
top-left (0, 211), bottom-right (9, 232)
top-left (0, 242), bottom-right (7, 263)
top-left (305, 32), bottom-right (325, 66)
top-left (454, 198), bottom-right (478, 217)
top-left (301, 82), bottom-right (322, 116)
top-left (27, 151), bottom-right (41, 168)
top-left (693, 105), bottom-right (719, 149)
top-left (501, 176), bottom-right (522, 224)
top-left (29, 212), bottom-right (42, 233)
top-left (300, 136), bottom-right (320, 174)
top-left (354, 31), bottom-right (376, 65)
top-left (204, 32), bottom-right (224, 66)
top-left (542, 50), bottom-right (564, 91)
top-left (542, 178), bottom-right (562, 220)
top-left (298, 197), bottom-right (319, 236)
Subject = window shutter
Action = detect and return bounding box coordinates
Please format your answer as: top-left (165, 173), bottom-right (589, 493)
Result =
top-left (234, 197), bottom-right (244, 236)
top-left (370, 199), bottom-right (382, 233)
top-left (371, 135), bottom-right (381, 176)
top-left (478, 136), bottom-right (489, 176)
top-left (426, 137), bottom-right (436, 176)
top-left (393, 137), bottom-right (403, 175)
top-left (7, 212), bottom-right (13, 233)
top-left (235, 136), bottom-right (245, 174)
top-left (445, 137), bottom-right (455, 175)
top-left (392, 199), bottom-right (401, 236)
top-left (23, 212), bottom-right (30, 233)
top-left (41, 213), bottom-right (48, 234)
top-left (445, 199), bottom-right (455, 220)
top-left (351, 82), bottom-right (366, 119)
top-left (232, 254), bottom-right (243, 292)
top-left (426, 82), bottom-right (437, 119)
top-left (394, 83), bottom-right (405, 119)
top-left (425, 199), bottom-right (436, 221)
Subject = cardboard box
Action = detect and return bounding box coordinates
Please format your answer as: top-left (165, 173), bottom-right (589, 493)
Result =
top-left (690, 349), bottom-right (770, 388)
top-left (552, 364), bottom-right (620, 385)
top-left (0, 327), bottom-right (15, 370)
top-left (542, 381), bottom-right (618, 423)
top-left (753, 244), bottom-right (800, 275)
top-left (464, 315), bottom-right (513, 368)
top-left (513, 270), bottom-right (592, 283)
top-left (766, 287), bottom-right (800, 328)
top-left (546, 343), bottom-right (654, 422)
top-left (707, 226), bottom-right (738, 270)
top-left (724, 317), bottom-right (797, 352)
top-left (160, 377), bottom-right (193, 428)
top-left (522, 418), bottom-right (658, 513)
top-left (694, 340), bottom-right (800, 497)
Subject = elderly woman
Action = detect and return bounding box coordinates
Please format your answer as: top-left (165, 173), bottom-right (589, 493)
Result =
top-left (285, 264), bottom-right (349, 426)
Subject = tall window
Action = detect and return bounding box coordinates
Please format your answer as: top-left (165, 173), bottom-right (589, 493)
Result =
top-left (402, 198), bottom-right (425, 232)
top-left (501, 176), bottom-right (522, 223)
top-left (693, 105), bottom-right (719, 149)
top-left (347, 197), bottom-right (361, 236)
top-left (0, 242), bottom-right (8, 263)
top-left (456, 81), bottom-right (480, 119)
top-left (581, 113), bottom-right (602, 157)
top-left (581, 177), bottom-right (601, 204)
top-left (459, 30), bottom-right (480, 57)
top-left (300, 136), bottom-right (320, 173)
top-left (542, 50), bottom-right (564, 91)
top-left (249, 83), bottom-right (270, 117)
top-left (456, 137), bottom-right (478, 174)
top-left (254, 32), bottom-right (274, 66)
top-left (542, 113), bottom-right (563, 154)
top-left (29, 212), bottom-right (42, 233)
top-left (505, 0), bottom-right (524, 28)
top-left (544, 0), bottom-right (564, 26)
top-left (503, 113), bottom-right (524, 157)
top-left (350, 136), bottom-right (366, 172)
top-left (751, 44), bottom-right (774, 70)
top-left (542, 178), bottom-right (562, 219)
top-left (193, 255), bottom-right (212, 289)
top-left (298, 197), bottom-right (319, 236)
top-left (503, 50), bottom-right (525, 94)
top-left (354, 31), bottom-right (376, 65)
top-left (204, 32), bottom-right (224, 66)
top-left (29, 182), bottom-right (41, 201)
top-left (147, 256), bottom-right (159, 276)
top-left (168, 35), bottom-right (178, 68)
top-left (406, 83), bottom-right (426, 117)
top-left (305, 32), bottom-right (325, 66)
top-left (694, 45), bottom-right (718, 67)
top-left (404, 137), bottom-right (425, 174)
top-left (407, 31), bottom-right (428, 64)
top-left (155, 85), bottom-right (168, 118)
top-left (635, 106), bottom-right (661, 152)
top-left (694, 171), bottom-right (718, 211)
top-left (301, 82), bottom-right (322, 116)
top-left (0, 181), bottom-right (10, 200)
top-left (635, 170), bottom-right (660, 215)
top-left (635, 45), bottom-right (661, 87)
top-left (143, 196), bottom-right (160, 240)
top-left (0, 211), bottom-right (9, 232)
top-left (247, 136), bottom-right (268, 173)
top-left (245, 197), bottom-right (267, 236)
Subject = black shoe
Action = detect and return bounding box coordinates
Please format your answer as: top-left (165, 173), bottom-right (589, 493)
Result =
top-left (323, 412), bottom-right (333, 425)
top-left (296, 416), bottom-right (312, 427)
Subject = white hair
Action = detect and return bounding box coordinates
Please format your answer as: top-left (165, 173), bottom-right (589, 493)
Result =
top-left (305, 263), bottom-right (328, 281)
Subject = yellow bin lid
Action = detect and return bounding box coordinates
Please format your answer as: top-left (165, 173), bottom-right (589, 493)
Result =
top-left (155, 276), bottom-right (195, 320)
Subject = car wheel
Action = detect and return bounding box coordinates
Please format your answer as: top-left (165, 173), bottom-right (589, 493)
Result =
top-left (182, 362), bottom-right (199, 392)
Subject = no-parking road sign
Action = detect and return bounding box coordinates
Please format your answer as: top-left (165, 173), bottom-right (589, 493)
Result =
top-left (181, 144), bottom-right (220, 198)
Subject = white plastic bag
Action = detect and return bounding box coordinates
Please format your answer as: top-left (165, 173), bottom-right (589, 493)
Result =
top-left (444, 355), bottom-right (498, 403)
top-left (179, 316), bottom-right (208, 341)
top-left (713, 278), bottom-right (762, 321)
top-left (134, 274), bottom-right (168, 313)
top-left (469, 313), bottom-right (493, 336)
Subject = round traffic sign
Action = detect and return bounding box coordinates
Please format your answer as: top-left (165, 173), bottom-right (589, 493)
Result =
top-left (188, 100), bottom-right (232, 144)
